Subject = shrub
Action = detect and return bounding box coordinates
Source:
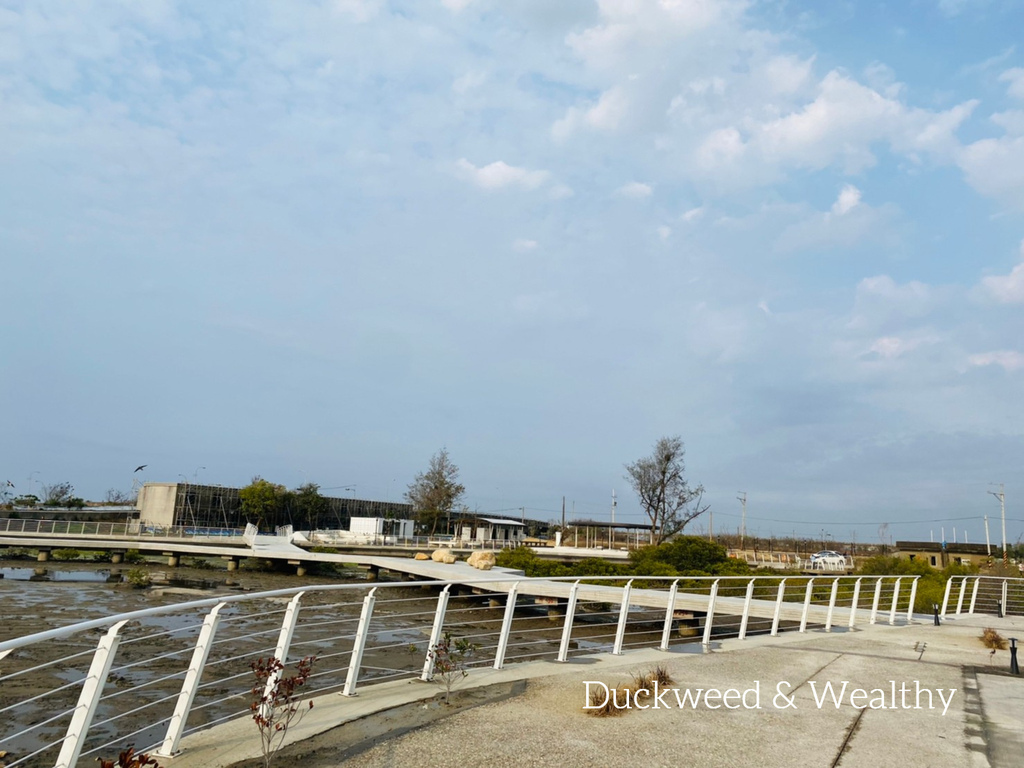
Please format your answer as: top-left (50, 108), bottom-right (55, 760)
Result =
top-left (123, 550), bottom-right (146, 564)
top-left (52, 548), bottom-right (81, 561)
top-left (981, 627), bottom-right (1008, 651)
top-left (96, 747), bottom-right (161, 767)
top-left (250, 656), bottom-right (316, 768)
top-left (427, 632), bottom-right (478, 704)
top-left (584, 684), bottom-right (633, 717)
top-left (124, 568), bottom-right (151, 588)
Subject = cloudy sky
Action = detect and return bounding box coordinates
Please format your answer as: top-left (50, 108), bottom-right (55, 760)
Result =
top-left (2, 0), bottom-right (1023, 544)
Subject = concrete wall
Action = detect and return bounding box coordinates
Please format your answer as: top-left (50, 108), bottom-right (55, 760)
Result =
top-left (136, 483), bottom-right (178, 526)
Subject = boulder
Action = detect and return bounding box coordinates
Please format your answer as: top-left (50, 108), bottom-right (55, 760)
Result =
top-left (467, 551), bottom-right (496, 571)
top-left (431, 548), bottom-right (457, 564)
top-left (414, 552), bottom-right (430, 561)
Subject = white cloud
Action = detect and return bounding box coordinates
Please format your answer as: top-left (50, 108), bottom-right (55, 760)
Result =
top-left (617, 181), bottom-right (653, 198)
top-left (548, 183), bottom-right (574, 200)
top-left (969, 350), bottom-right (1024, 371)
top-left (981, 240), bottom-right (1024, 302)
top-left (441, 0), bottom-right (476, 11)
top-left (681, 206), bottom-right (705, 222)
top-left (999, 67), bottom-right (1024, 100)
top-left (959, 134), bottom-right (1024, 210)
top-left (657, 225), bottom-right (671, 241)
top-left (452, 70), bottom-right (487, 94)
top-left (512, 238), bottom-right (538, 252)
top-left (832, 184), bottom-right (862, 215)
top-left (455, 158), bottom-right (550, 190)
top-left (865, 334), bottom-right (937, 360)
top-left (331, 0), bottom-right (383, 23)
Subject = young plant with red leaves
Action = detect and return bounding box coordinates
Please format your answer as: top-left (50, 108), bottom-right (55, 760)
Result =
top-left (249, 655), bottom-right (316, 768)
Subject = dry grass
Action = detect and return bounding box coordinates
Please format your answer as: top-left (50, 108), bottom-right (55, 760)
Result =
top-left (981, 627), bottom-right (1009, 651)
top-left (651, 664), bottom-right (675, 686)
top-left (585, 685), bottom-right (635, 717)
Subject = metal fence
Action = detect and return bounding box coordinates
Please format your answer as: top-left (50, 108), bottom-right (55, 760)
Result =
top-left (940, 575), bottom-right (1024, 618)
top-left (0, 574), bottom-right (918, 768)
top-left (0, 518), bottom-right (244, 541)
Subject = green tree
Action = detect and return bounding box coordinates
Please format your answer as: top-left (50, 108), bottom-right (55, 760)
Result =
top-left (239, 477), bottom-right (288, 530)
top-left (629, 536), bottom-right (742, 576)
top-left (625, 436), bottom-right (708, 544)
top-left (292, 483), bottom-right (329, 530)
top-left (405, 449), bottom-right (465, 536)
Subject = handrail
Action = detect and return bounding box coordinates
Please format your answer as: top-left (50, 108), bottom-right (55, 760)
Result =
top-left (0, 573), bottom-right (919, 767)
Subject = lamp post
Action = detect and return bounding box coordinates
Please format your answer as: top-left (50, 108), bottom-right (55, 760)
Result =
top-left (28, 470), bottom-right (40, 498)
top-left (193, 466), bottom-right (205, 484)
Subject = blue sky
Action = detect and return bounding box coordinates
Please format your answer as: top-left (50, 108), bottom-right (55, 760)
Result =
top-left (2, 0), bottom-right (1023, 545)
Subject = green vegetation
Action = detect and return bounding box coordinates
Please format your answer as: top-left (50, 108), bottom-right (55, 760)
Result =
top-left (857, 555), bottom-right (976, 613)
top-left (123, 549), bottom-right (146, 564)
top-left (124, 568), bottom-right (152, 588)
top-left (52, 548), bottom-right (82, 561)
top-left (496, 537), bottom-right (750, 580)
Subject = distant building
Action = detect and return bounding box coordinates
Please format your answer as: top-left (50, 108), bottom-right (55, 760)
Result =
top-left (896, 540), bottom-right (991, 569)
top-left (136, 482), bottom-right (412, 531)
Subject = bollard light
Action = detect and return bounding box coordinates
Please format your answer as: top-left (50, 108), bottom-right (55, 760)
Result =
top-left (997, 600), bottom-right (1003, 619)
top-left (933, 603), bottom-right (940, 626)
top-left (1010, 638), bottom-right (1020, 675)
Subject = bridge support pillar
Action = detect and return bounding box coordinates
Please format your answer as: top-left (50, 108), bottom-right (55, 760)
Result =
top-left (296, 564), bottom-right (308, 577)
top-left (110, 552), bottom-right (124, 564)
top-left (37, 549), bottom-right (50, 562)
top-left (225, 557), bottom-right (239, 571)
top-left (167, 554), bottom-right (180, 568)
top-left (367, 565), bottom-right (380, 581)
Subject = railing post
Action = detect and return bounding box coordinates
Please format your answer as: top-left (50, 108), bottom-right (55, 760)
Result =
top-left (421, 585), bottom-right (452, 680)
top-left (493, 583), bottom-right (519, 670)
top-left (54, 620), bottom-right (129, 768)
top-left (888, 577), bottom-right (902, 625)
top-left (262, 592), bottom-right (304, 711)
top-left (848, 577), bottom-right (863, 628)
top-left (825, 578), bottom-right (839, 632)
top-left (738, 579), bottom-right (756, 640)
top-left (156, 603), bottom-right (226, 757)
top-left (1003, 580), bottom-right (1010, 616)
top-left (771, 579), bottom-right (786, 637)
top-left (907, 577), bottom-right (919, 624)
top-left (956, 577), bottom-right (968, 615)
top-left (870, 578), bottom-right (883, 625)
top-left (940, 577), bottom-right (953, 618)
top-left (612, 580), bottom-right (634, 655)
top-left (343, 588), bottom-right (377, 695)
top-left (556, 581), bottom-right (581, 662)
top-left (799, 579), bottom-right (815, 633)
top-left (702, 580), bottom-right (720, 648)
top-left (659, 580), bottom-right (680, 650)
top-left (969, 578), bottom-right (980, 615)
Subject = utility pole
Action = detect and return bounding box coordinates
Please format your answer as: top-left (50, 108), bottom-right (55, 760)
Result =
top-left (988, 484), bottom-right (1006, 560)
top-left (611, 489), bottom-right (616, 525)
top-left (561, 496), bottom-right (565, 533)
top-left (737, 492), bottom-right (747, 551)
top-left (985, 515), bottom-right (991, 556)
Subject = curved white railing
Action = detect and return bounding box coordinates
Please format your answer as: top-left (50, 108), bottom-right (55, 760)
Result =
top-left (0, 573), bottom-right (919, 768)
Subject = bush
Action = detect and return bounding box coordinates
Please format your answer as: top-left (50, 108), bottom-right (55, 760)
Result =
top-left (52, 548), bottom-right (81, 561)
top-left (123, 549), bottom-right (146, 564)
top-left (124, 568), bottom-right (151, 588)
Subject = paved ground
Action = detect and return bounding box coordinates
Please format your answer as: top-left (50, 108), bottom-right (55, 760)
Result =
top-left (175, 614), bottom-right (1024, 768)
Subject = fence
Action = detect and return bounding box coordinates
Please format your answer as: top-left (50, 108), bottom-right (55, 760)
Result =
top-left (0, 518), bottom-right (244, 541)
top-left (940, 575), bottom-right (1024, 618)
top-left (0, 574), bottom-right (918, 768)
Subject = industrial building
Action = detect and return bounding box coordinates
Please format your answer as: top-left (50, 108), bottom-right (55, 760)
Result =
top-left (135, 482), bottom-right (412, 532)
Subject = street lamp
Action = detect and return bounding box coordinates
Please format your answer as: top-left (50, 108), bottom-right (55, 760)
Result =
top-left (194, 466), bottom-right (206, 483)
top-left (28, 470), bottom-right (40, 498)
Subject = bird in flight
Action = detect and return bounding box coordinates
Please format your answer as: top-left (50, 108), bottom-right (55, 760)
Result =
top-left (134, 465), bottom-right (147, 473)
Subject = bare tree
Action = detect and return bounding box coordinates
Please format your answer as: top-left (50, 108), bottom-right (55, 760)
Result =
top-left (405, 449), bottom-right (465, 536)
top-left (625, 436), bottom-right (708, 544)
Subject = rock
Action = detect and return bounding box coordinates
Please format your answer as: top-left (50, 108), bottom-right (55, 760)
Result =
top-left (467, 551), bottom-right (496, 571)
top-left (431, 548), bottom-right (457, 564)
top-left (414, 552), bottom-right (430, 561)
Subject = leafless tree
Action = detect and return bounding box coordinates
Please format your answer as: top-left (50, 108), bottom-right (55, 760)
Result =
top-left (405, 449), bottom-right (465, 536)
top-left (625, 436), bottom-right (709, 544)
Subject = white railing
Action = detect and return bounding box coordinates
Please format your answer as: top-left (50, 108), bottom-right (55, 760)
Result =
top-left (0, 518), bottom-right (245, 541)
top-left (307, 530), bottom-right (523, 551)
top-left (940, 575), bottom-right (1024, 618)
top-left (0, 574), bottom-right (917, 767)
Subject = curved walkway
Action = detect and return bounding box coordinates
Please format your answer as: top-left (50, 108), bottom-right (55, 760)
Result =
top-left (175, 615), bottom-right (1024, 768)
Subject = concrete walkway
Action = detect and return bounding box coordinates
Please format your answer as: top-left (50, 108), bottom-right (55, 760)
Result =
top-left (172, 614), bottom-right (1024, 768)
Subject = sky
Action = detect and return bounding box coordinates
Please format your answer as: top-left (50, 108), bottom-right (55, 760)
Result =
top-left (2, 0), bottom-right (1023, 546)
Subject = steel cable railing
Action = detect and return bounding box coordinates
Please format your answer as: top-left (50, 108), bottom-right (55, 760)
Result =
top-left (0, 573), bottom-right (921, 767)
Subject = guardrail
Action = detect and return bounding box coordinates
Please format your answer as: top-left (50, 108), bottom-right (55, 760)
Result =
top-left (0, 574), bottom-right (918, 767)
top-left (940, 575), bottom-right (1024, 618)
top-left (0, 518), bottom-right (245, 540)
